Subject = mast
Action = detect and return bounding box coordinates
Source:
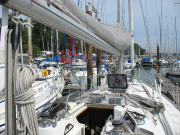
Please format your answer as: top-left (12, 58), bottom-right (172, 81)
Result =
top-left (27, 17), bottom-right (32, 64)
top-left (156, 25), bottom-right (160, 66)
top-left (157, 44), bottom-right (160, 66)
top-left (165, 29), bottom-right (166, 55)
top-left (56, 29), bottom-right (59, 67)
top-left (175, 17), bottom-right (178, 58)
top-left (167, 24), bottom-right (169, 55)
top-left (56, 29), bottom-right (58, 54)
top-left (86, 4), bottom-right (93, 90)
top-left (51, 28), bottom-right (54, 56)
top-left (2, 6), bottom-right (16, 135)
top-left (117, 0), bottom-right (123, 25)
top-left (160, 0), bottom-right (162, 60)
top-left (97, 13), bottom-right (102, 86)
top-left (139, 45), bottom-right (140, 58)
top-left (42, 34), bottom-right (44, 51)
top-left (117, 0), bottom-right (123, 73)
top-left (128, 0), bottom-right (134, 70)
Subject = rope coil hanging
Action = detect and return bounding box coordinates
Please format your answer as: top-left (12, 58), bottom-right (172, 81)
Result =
top-left (10, 16), bottom-right (40, 135)
top-left (14, 65), bottom-right (39, 135)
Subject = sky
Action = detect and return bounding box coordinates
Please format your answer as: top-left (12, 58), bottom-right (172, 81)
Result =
top-left (0, 0), bottom-right (180, 54)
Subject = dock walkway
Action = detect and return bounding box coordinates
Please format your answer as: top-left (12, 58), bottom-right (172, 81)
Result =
top-left (155, 73), bottom-right (180, 108)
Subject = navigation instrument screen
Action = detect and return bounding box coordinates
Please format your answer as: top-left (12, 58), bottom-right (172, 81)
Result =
top-left (107, 74), bottom-right (128, 89)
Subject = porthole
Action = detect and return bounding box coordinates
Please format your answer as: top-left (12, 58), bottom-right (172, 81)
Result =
top-left (38, 87), bottom-right (43, 93)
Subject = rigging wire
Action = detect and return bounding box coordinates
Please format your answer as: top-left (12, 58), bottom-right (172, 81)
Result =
top-left (153, 0), bottom-right (160, 22)
top-left (103, 0), bottom-right (105, 22)
top-left (106, 0), bottom-right (107, 23)
top-left (123, 0), bottom-right (125, 26)
top-left (97, 0), bottom-right (100, 14)
top-left (139, 0), bottom-right (151, 56)
top-left (145, 0), bottom-right (148, 31)
top-left (101, 0), bottom-right (104, 21)
top-left (110, 0), bottom-right (116, 25)
top-left (144, 0), bottom-right (150, 53)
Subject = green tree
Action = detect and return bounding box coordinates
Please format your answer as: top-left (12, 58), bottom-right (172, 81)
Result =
top-left (1, 14), bottom-right (87, 56)
top-left (33, 44), bottom-right (41, 57)
top-left (134, 43), bottom-right (145, 55)
top-left (32, 20), bottom-right (42, 47)
top-left (0, 13), bottom-right (13, 32)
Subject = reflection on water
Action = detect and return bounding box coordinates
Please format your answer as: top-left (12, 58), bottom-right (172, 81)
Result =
top-left (134, 67), bottom-right (169, 86)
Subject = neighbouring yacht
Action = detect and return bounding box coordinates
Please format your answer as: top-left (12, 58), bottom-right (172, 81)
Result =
top-left (158, 58), bottom-right (168, 67)
top-left (71, 58), bottom-right (86, 68)
top-left (0, 66), bottom-right (65, 132)
top-left (166, 60), bottom-right (180, 85)
top-left (124, 58), bottom-right (136, 69)
top-left (142, 57), bottom-right (153, 67)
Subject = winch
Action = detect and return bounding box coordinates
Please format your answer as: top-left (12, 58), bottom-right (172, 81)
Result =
top-left (100, 106), bottom-right (137, 135)
top-left (38, 103), bottom-right (66, 128)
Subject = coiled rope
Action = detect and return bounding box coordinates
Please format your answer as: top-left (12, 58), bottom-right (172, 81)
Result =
top-left (14, 65), bottom-right (39, 135)
top-left (11, 16), bottom-right (40, 135)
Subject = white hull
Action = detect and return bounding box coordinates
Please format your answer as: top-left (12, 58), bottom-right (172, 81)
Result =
top-left (124, 61), bottom-right (136, 69)
top-left (142, 61), bottom-right (153, 67)
top-left (71, 59), bottom-right (86, 69)
top-left (0, 69), bottom-right (65, 132)
top-left (71, 65), bottom-right (86, 69)
top-left (159, 60), bottom-right (168, 66)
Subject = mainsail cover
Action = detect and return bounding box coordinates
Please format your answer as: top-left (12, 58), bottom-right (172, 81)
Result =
top-left (50, 0), bottom-right (131, 52)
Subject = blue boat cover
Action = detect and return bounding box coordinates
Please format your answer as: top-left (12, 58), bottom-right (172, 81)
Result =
top-left (143, 58), bottom-right (150, 62)
top-left (128, 59), bottom-right (131, 63)
top-left (42, 54), bottom-right (60, 63)
top-left (75, 56), bottom-right (105, 60)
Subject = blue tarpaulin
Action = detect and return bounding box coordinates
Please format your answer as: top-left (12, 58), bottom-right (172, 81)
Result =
top-left (70, 37), bottom-right (75, 71)
top-left (86, 56), bottom-right (105, 61)
top-left (143, 58), bottom-right (150, 62)
top-left (74, 55), bottom-right (83, 59)
top-left (128, 59), bottom-right (131, 63)
top-left (42, 54), bottom-right (60, 63)
top-left (101, 56), bottom-right (105, 59)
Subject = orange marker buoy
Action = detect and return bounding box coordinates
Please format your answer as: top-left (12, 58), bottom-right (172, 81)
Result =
top-left (155, 65), bottom-right (159, 69)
